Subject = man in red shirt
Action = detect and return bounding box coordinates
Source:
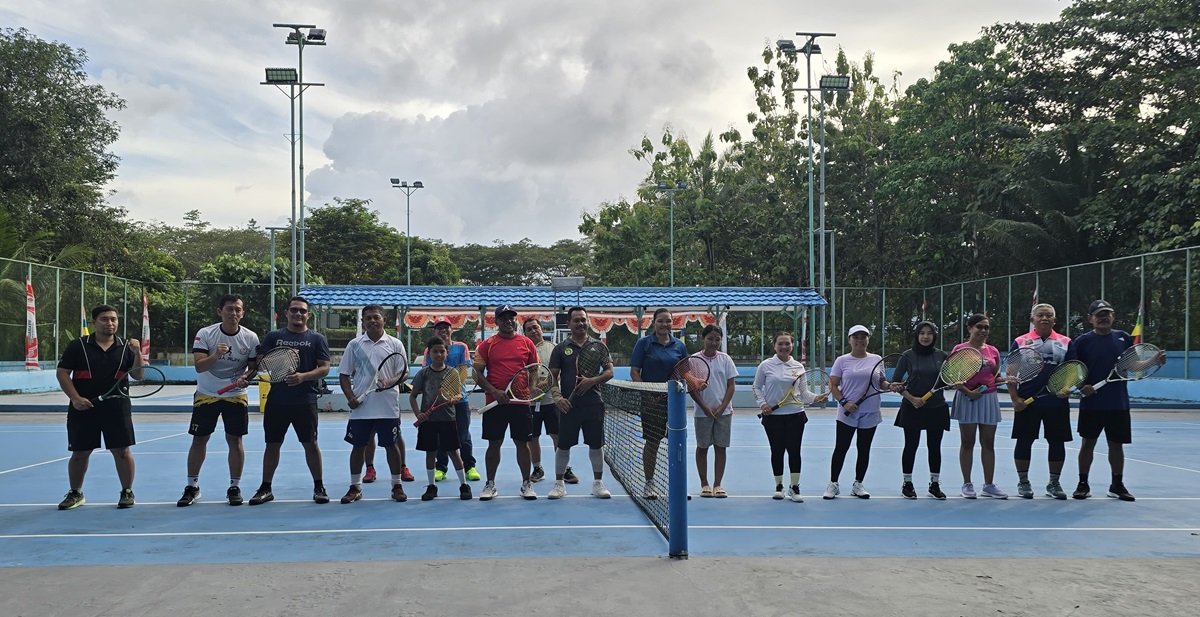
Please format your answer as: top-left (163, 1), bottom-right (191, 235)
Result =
top-left (473, 305), bottom-right (539, 501)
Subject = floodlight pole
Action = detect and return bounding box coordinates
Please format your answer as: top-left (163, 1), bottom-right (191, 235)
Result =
top-left (267, 226), bottom-right (290, 328)
top-left (655, 181), bottom-right (688, 287)
top-left (390, 180), bottom-right (425, 286)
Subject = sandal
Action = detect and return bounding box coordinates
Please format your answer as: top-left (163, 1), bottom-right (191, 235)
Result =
top-left (714, 486), bottom-right (728, 498)
top-left (699, 485), bottom-right (713, 498)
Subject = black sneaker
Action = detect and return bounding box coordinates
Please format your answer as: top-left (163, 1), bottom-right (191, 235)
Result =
top-left (117, 489), bottom-right (135, 509)
top-left (1108, 484), bottom-right (1136, 502)
top-left (901, 481), bottom-right (917, 499)
top-left (1072, 481), bottom-right (1091, 499)
top-left (459, 483), bottom-right (473, 500)
top-left (564, 466), bottom-right (579, 484)
top-left (58, 489), bottom-right (85, 510)
top-left (421, 484), bottom-right (438, 501)
top-left (227, 486), bottom-right (243, 506)
top-left (927, 482), bottom-right (946, 500)
top-left (340, 485), bottom-right (363, 504)
top-left (248, 487), bottom-right (274, 506)
top-left (313, 485), bottom-right (330, 504)
top-left (530, 466), bottom-right (545, 483)
top-left (177, 485), bottom-right (200, 507)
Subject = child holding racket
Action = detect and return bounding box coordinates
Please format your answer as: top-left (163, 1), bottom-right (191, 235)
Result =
top-left (336, 305), bottom-right (410, 504)
top-left (825, 325), bottom-right (886, 500)
top-left (411, 337), bottom-right (472, 501)
top-left (1065, 300), bottom-right (1166, 502)
top-left (753, 331), bottom-right (823, 502)
top-left (55, 304), bottom-right (144, 510)
top-left (547, 306), bottom-right (615, 499)
top-left (892, 321), bottom-right (951, 500)
top-left (690, 325), bottom-right (738, 499)
top-left (1008, 303), bottom-right (1073, 500)
top-left (951, 314), bottom-right (1006, 499)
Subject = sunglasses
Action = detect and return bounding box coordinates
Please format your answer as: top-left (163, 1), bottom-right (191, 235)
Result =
top-left (287, 307), bottom-right (309, 315)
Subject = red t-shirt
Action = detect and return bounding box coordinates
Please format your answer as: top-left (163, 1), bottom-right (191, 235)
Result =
top-left (474, 334), bottom-right (538, 402)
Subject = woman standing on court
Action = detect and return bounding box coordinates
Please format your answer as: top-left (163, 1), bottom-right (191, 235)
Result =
top-left (952, 313), bottom-right (1007, 499)
top-left (892, 321), bottom-right (950, 499)
top-left (753, 331), bottom-right (824, 502)
top-left (824, 325), bottom-right (884, 500)
top-left (629, 308), bottom-right (688, 498)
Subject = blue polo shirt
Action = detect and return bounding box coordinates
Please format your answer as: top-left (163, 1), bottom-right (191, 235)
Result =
top-left (1065, 330), bottom-right (1132, 411)
top-left (630, 334), bottom-right (688, 383)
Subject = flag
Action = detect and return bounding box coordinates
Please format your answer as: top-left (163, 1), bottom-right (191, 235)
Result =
top-left (1029, 288), bottom-right (1039, 332)
top-left (80, 302), bottom-right (90, 337)
top-left (800, 310), bottom-right (809, 362)
top-left (1131, 301), bottom-right (1144, 344)
top-left (921, 297), bottom-right (928, 321)
top-left (24, 276), bottom-right (38, 370)
top-left (141, 293), bottom-right (151, 363)
top-left (395, 309), bottom-right (402, 337)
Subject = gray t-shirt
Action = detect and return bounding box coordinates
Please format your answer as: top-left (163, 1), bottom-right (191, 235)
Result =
top-left (412, 365), bottom-right (456, 423)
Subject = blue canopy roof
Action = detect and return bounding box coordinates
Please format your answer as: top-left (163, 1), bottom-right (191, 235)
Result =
top-left (298, 285), bottom-right (826, 312)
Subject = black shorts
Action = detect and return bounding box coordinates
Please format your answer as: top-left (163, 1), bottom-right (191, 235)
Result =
top-left (189, 400), bottom-right (249, 437)
top-left (263, 401), bottom-right (319, 444)
top-left (344, 418), bottom-right (400, 447)
top-left (481, 404), bottom-right (533, 442)
top-left (66, 400), bottom-right (135, 451)
top-left (1077, 408), bottom-right (1132, 444)
top-left (1011, 403), bottom-right (1073, 442)
top-left (893, 402), bottom-right (951, 432)
top-left (640, 390), bottom-right (668, 443)
top-left (531, 401), bottom-right (559, 436)
top-left (558, 404), bottom-right (605, 449)
top-left (417, 420), bottom-right (460, 452)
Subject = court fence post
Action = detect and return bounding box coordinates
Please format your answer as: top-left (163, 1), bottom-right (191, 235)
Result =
top-left (667, 380), bottom-right (689, 559)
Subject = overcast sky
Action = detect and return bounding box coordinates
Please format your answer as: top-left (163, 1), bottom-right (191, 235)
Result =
top-left (2, 0), bottom-right (1067, 246)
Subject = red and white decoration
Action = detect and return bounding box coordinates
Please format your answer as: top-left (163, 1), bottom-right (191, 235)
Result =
top-left (141, 293), bottom-right (151, 362)
top-left (24, 276), bottom-right (38, 370)
top-left (400, 311), bottom-right (717, 334)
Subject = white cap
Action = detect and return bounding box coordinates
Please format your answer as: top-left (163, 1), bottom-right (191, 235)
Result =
top-left (847, 324), bottom-right (871, 337)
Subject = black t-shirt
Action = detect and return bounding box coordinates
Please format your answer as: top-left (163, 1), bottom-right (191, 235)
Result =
top-left (548, 337), bottom-right (607, 413)
top-left (57, 335), bottom-right (141, 399)
top-left (260, 328), bottom-right (331, 404)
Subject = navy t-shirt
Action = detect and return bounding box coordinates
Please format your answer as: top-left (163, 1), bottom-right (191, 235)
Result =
top-left (261, 328), bottom-right (331, 404)
top-left (630, 334), bottom-right (687, 383)
top-left (1065, 330), bottom-right (1133, 411)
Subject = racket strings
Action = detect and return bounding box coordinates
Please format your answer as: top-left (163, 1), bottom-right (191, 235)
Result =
top-left (438, 370), bottom-right (464, 401)
top-left (1007, 348), bottom-right (1044, 382)
top-left (258, 349), bottom-right (299, 380)
top-left (1115, 344), bottom-right (1162, 379)
top-left (1047, 361), bottom-right (1087, 392)
top-left (671, 357), bottom-right (710, 392)
top-left (576, 345), bottom-right (608, 378)
top-left (941, 349), bottom-right (983, 384)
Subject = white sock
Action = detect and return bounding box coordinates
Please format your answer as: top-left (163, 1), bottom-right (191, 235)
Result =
top-left (187, 476), bottom-right (199, 488)
top-left (456, 468), bottom-right (466, 484)
top-left (350, 474), bottom-right (362, 487)
top-left (426, 469), bottom-right (436, 485)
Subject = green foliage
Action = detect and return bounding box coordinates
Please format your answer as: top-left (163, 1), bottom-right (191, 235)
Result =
top-left (455, 238), bottom-right (590, 286)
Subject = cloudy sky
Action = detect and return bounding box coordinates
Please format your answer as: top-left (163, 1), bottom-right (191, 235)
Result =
top-left (2, 0), bottom-right (1066, 246)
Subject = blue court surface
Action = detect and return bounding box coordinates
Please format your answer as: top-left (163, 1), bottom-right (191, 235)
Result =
top-left (1, 409), bottom-right (1198, 568)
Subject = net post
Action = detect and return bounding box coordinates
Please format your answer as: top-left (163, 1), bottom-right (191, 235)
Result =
top-left (667, 380), bottom-right (689, 559)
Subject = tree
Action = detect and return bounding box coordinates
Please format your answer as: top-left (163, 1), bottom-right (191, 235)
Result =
top-left (455, 238), bottom-right (591, 286)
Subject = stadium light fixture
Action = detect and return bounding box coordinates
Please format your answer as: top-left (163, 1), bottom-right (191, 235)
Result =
top-left (264, 68), bottom-right (298, 84)
top-left (654, 181), bottom-right (688, 287)
top-left (390, 178), bottom-right (425, 287)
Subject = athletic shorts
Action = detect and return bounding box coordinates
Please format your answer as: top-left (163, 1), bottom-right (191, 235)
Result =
top-left (189, 400), bottom-right (249, 437)
top-left (66, 400), bottom-right (135, 451)
top-left (558, 404), bottom-right (604, 449)
top-left (1077, 408), bottom-right (1132, 444)
top-left (1011, 403), bottom-right (1073, 442)
top-left (263, 401), bottom-right (319, 444)
top-left (640, 391), bottom-right (668, 443)
top-left (416, 420), bottom-right (460, 452)
top-left (694, 414), bottom-right (732, 449)
top-left (481, 403), bottom-right (533, 442)
top-left (531, 401), bottom-right (559, 436)
top-left (344, 418), bottom-right (400, 448)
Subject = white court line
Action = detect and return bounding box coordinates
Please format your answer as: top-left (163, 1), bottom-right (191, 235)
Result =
top-left (0, 524), bottom-right (658, 540)
top-left (693, 524), bottom-right (1200, 532)
top-left (0, 431), bottom-right (188, 476)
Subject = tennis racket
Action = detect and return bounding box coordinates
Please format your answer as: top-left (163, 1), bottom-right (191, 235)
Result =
top-left (671, 355), bottom-right (710, 392)
top-left (351, 348), bottom-right (409, 402)
top-left (414, 367), bottom-right (464, 426)
top-left (919, 347), bottom-right (984, 401)
top-left (478, 363), bottom-right (554, 412)
top-left (1003, 347), bottom-right (1045, 391)
top-left (848, 353), bottom-right (904, 412)
top-left (1022, 360), bottom-right (1087, 405)
top-left (92, 366), bottom-right (167, 402)
top-left (567, 340), bottom-right (610, 402)
top-left (759, 368), bottom-right (830, 417)
top-left (1091, 343), bottom-right (1165, 391)
top-left (217, 346), bottom-right (299, 394)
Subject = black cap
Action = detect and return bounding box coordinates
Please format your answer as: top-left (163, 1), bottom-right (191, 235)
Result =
top-left (495, 304), bottom-right (517, 318)
top-left (1088, 300), bottom-right (1115, 315)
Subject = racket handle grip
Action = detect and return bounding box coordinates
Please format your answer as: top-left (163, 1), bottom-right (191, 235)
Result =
top-left (1022, 395), bottom-right (1034, 406)
top-left (1092, 379), bottom-right (1108, 391)
top-left (217, 382), bottom-right (240, 395)
top-left (920, 391), bottom-right (934, 402)
top-left (478, 400), bottom-right (500, 413)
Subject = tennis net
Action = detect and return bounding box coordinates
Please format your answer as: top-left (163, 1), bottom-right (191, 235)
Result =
top-left (600, 379), bottom-right (688, 557)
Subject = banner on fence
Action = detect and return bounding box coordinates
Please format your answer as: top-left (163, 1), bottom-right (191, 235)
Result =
top-left (141, 293), bottom-right (151, 362)
top-left (25, 276), bottom-right (38, 370)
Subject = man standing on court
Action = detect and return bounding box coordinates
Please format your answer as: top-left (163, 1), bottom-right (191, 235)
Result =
top-left (178, 294), bottom-right (260, 507)
top-left (1007, 303), bottom-right (1073, 500)
top-left (429, 319), bottom-right (480, 483)
top-left (1065, 300), bottom-right (1163, 502)
top-left (248, 296), bottom-right (332, 505)
top-left (524, 317), bottom-right (577, 484)
top-left (547, 306), bottom-right (614, 499)
top-left (337, 305), bottom-right (409, 504)
top-left (473, 304), bottom-right (540, 501)
top-left (55, 304), bottom-right (144, 510)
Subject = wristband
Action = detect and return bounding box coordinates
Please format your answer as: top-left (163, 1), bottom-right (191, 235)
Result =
top-left (838, 397), bottom-right (849, 406)
top-left (979, 385), bottom-right (989, 394)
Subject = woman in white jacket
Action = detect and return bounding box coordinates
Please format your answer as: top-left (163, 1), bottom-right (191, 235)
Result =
top-left (754, 331), bottom-right (826, 502)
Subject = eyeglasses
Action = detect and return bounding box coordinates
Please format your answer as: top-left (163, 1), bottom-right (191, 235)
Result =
top-left (287, 307), bottom-right (309, 315)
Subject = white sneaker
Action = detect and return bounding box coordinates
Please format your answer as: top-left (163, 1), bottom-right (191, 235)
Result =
top-left (851, 481), bottom-right (871, 499)
top-left (823, 481), bottom-right (839, 499)
top-left (961, 482), bottom-right (977, 499)
top-left (592, 480), bottom-right (611, 499)
top-left (644, 487), bottom-right (659, 500)
top-left (479, 481), bottom-right (498, 501)
top-left (520, 480), bottom-right (538, 500)
top-left (773, 484), bottom-right (785, 500)
top-left (787, 485), bottom-right (803, 503)
top-left (547, 480), bottom-right (567, 500)
top-left (981, 483), bottom-right (1008, 499)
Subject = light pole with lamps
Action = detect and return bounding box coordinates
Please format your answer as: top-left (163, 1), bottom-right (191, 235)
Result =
top-left (654, 181), bottom-right (688, 287)
top-left (260, 67), bottom-right (323, 296)
top-left (273, 23), bottom-right (326, 291)
top-left (389, 179), bottom-right (425, 286)
top-left (266, 226), bottom-right (290, 329)
top-left (182, 279), bottom-right (199, 363)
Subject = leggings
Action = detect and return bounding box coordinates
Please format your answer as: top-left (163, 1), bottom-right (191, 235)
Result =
top-left (1013, 438), bottom-right (1066, 462)
top-left (763, 413), bottom-right (806, 476)
top-left (830, 422), bottom-right (877, 482)
top-left (901, 426), bottom-right (945, 474)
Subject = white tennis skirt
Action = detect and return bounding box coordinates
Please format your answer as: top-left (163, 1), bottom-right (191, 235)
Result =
top-left (950, 391), bottom-right (1001, 426)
